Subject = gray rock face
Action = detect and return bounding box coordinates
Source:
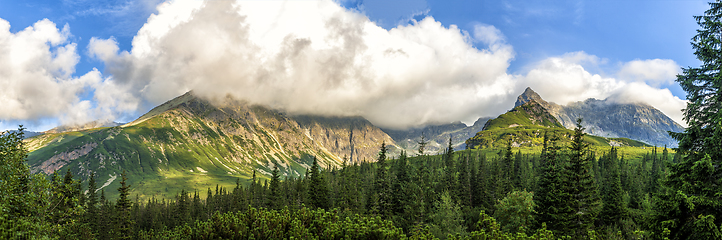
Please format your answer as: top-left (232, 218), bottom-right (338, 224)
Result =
top-left (516, 88), bottom-right (684, 147)
top-left (515, 87), bottom-right (549, 108)
top-left (382, 117), bottom-right (491, 154)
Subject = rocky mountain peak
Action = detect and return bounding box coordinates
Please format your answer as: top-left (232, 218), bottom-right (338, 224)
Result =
top-left (515, 87), bottom-right (548, 108)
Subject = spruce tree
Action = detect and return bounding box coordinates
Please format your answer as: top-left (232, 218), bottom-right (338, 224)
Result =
top-left (476, 153), bottom-right (492, 210)
top-left (86, 172), bottom-right (99, 235)
top-left (535, 131), bottom-right (571, 234)
top-left (116, 170), bottom-right (134, 240)
top-left (269, 166), bottom-right (281, 209)
top-left (391, 151), bottom-right (409, 215)
top-left (371, 142), bottom-right (392, 218)
top-left (599, 147), bottom-right (627, 225)
top-left (501, 140), bottom-right (514, 194)
top-left (564, 119), bottom-right (600, 237)
top-left (307, 157), bottom-right (329, 209)
top-left (655, 2), bottom-right (722, 238)
top-left (0, 126), bottom-right (54, 238)
top-left (457, 153), bottom-right (472, 207)
top-left (97, 189), bottom-right (113, 239)
top-left (417, 135), bottom-right (428, 156)
top-left (442, 136), bottom-right (456, 196)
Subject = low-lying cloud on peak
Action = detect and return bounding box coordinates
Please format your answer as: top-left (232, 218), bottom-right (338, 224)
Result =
top-left (88, 0), bottom-right (517, 129)
top-left (521, 51), bottom-right (686, 126)
top-left (0, 0), bottom-right (689, 131)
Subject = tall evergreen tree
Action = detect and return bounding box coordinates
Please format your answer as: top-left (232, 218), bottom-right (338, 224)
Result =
top-left (0, 126), bottom-right (54, 239)
top-left (564, 119), bottom-right (600, 237)
top-left (85, 172), bottom-right (99, 235)
top-left (371, 142), bottom-right (392, 218)
top-left (442, 136), bottom-right (456, 196)
top-left (655, 2), bottom-right (722, 238)
top-left (269, 166), bottom-right (281, 209)
top-left (391, 151), bottom-right (409, 215)
top-left (501, 140), bottom-right (515, 194)
top-left (307, 157), bottom-right (329, 209)
top-left (476, 153), bottom-right (493, 210)
top-left (116, 170), bottom-right (134, 240)
top-left (97, 189), bottom-right (113, 239)
top-left (338, 156), bottom-right (360, 211)
top-left (535, 131), bottom-right (571, 234)
top-left (457, 153), bottom-right (472, 207)
top-left (417, 135), bottom-right (428, 156)
top-left (599, 147), bottom-right (627, 225)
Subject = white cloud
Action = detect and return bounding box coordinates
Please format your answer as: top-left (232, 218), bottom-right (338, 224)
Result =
top-left (521, 51), bottom-right (622, 105)
top-left (473, 24), bottom-right (504, 46)
top-left (0, 0), bottom-right (689, 131)
top-left (0, 18), bottom-right (103, 126)
top-left (90, 0), bottom-right (516, 129)
top-left (518, 51), bottom-right (686, 126)
top-left (607, 82), bottom-right (686, 127)
top-left (618, 59), bottom-right (679, 86)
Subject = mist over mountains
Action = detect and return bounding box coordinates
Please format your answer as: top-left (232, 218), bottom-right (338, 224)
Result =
top-left (0, 0), bottom-right (688, 135)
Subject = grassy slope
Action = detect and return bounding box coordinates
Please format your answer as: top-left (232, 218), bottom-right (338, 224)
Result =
top-left (466, 101), bottom-right (651, 149)
top-left (26, 108), bottom-right (322, 201)
top-left (23, 99), bottom-right (657, 202)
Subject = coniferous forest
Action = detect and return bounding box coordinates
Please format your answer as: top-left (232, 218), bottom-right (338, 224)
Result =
top-left (0, 119), bottom-right (713, 240)
top-left (2, 2), bottom-right (722, 240)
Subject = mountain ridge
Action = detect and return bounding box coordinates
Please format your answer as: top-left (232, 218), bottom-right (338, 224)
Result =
top-left (24, 92), bottom-right (396, 200)
top-left (515, 88), bottom-right (683, 147)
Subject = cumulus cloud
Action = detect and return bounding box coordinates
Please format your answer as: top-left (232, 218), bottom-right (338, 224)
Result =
top-left (518, 51), bottom-right (686, 126)
top-left (89, 0), bottom-right (516, 129)
top-left (0, 18), bottom-right (105, 126)
top-left (1, 0), bottom-right (689, 131)
top-left (607, 82), bottom-right (686, 126)
top-left (521, 52), bottom-right (622, 105)
top-left (618, 59), bottom-right (680, 86)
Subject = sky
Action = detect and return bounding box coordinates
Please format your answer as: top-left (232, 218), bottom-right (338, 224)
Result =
top-left (0, 0), bottom-right (709, 132)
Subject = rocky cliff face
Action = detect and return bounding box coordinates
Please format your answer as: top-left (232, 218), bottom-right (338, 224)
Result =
top-left (292, 115), bottom-right (396, 163)
top-left (24, 92), bottom-right (396, 200)
top-left (515, 87), bottom-right (684, 147)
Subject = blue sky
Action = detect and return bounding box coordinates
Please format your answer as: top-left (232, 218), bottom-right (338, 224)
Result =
top-left (0, 0), bottom-right (708, 131)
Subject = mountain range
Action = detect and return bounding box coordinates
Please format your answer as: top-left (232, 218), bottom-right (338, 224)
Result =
top-left (22, 87), bottom-right (684, 199)
top-left (514, 87), bottom-right (683, 147)
top-left (24, 92), bottom-right (395, 199)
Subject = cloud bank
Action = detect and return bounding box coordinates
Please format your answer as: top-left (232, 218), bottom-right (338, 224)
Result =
top-left (0, 18), bottom-right (105, 126)
top-left (0, 0), bottom-right (689, 130)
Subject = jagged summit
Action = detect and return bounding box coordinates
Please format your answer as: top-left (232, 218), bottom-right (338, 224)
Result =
top-left (515, 87), bottom-right (548, 108)
top-left (507, 87), bottom-right (684, 147)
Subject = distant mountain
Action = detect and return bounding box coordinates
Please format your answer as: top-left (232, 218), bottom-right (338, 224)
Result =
top-left (2, 129), bottom-right (42, 139)
top-left (45, 120), bottom-right (123, 134)
top-left (466, 96), bottom-right (650, 149)
top-left (382, 117), bottom-right (491, 154)
top-left (24, 92), bottom-right (395, 199)
top-left (515, 87), bottom-right (684, 147)
top-left (482, 99), bottom-right (563, 131)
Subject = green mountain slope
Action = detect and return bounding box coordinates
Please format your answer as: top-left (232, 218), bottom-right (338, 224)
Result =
top-left (514, 87), bottom-right (684, 147)
top-left (481, 100), bottom-right (563, 131)
top-left (465, 99), bottom-right (650, 149)
top-left (25, 92), bottom-right (396, 200)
